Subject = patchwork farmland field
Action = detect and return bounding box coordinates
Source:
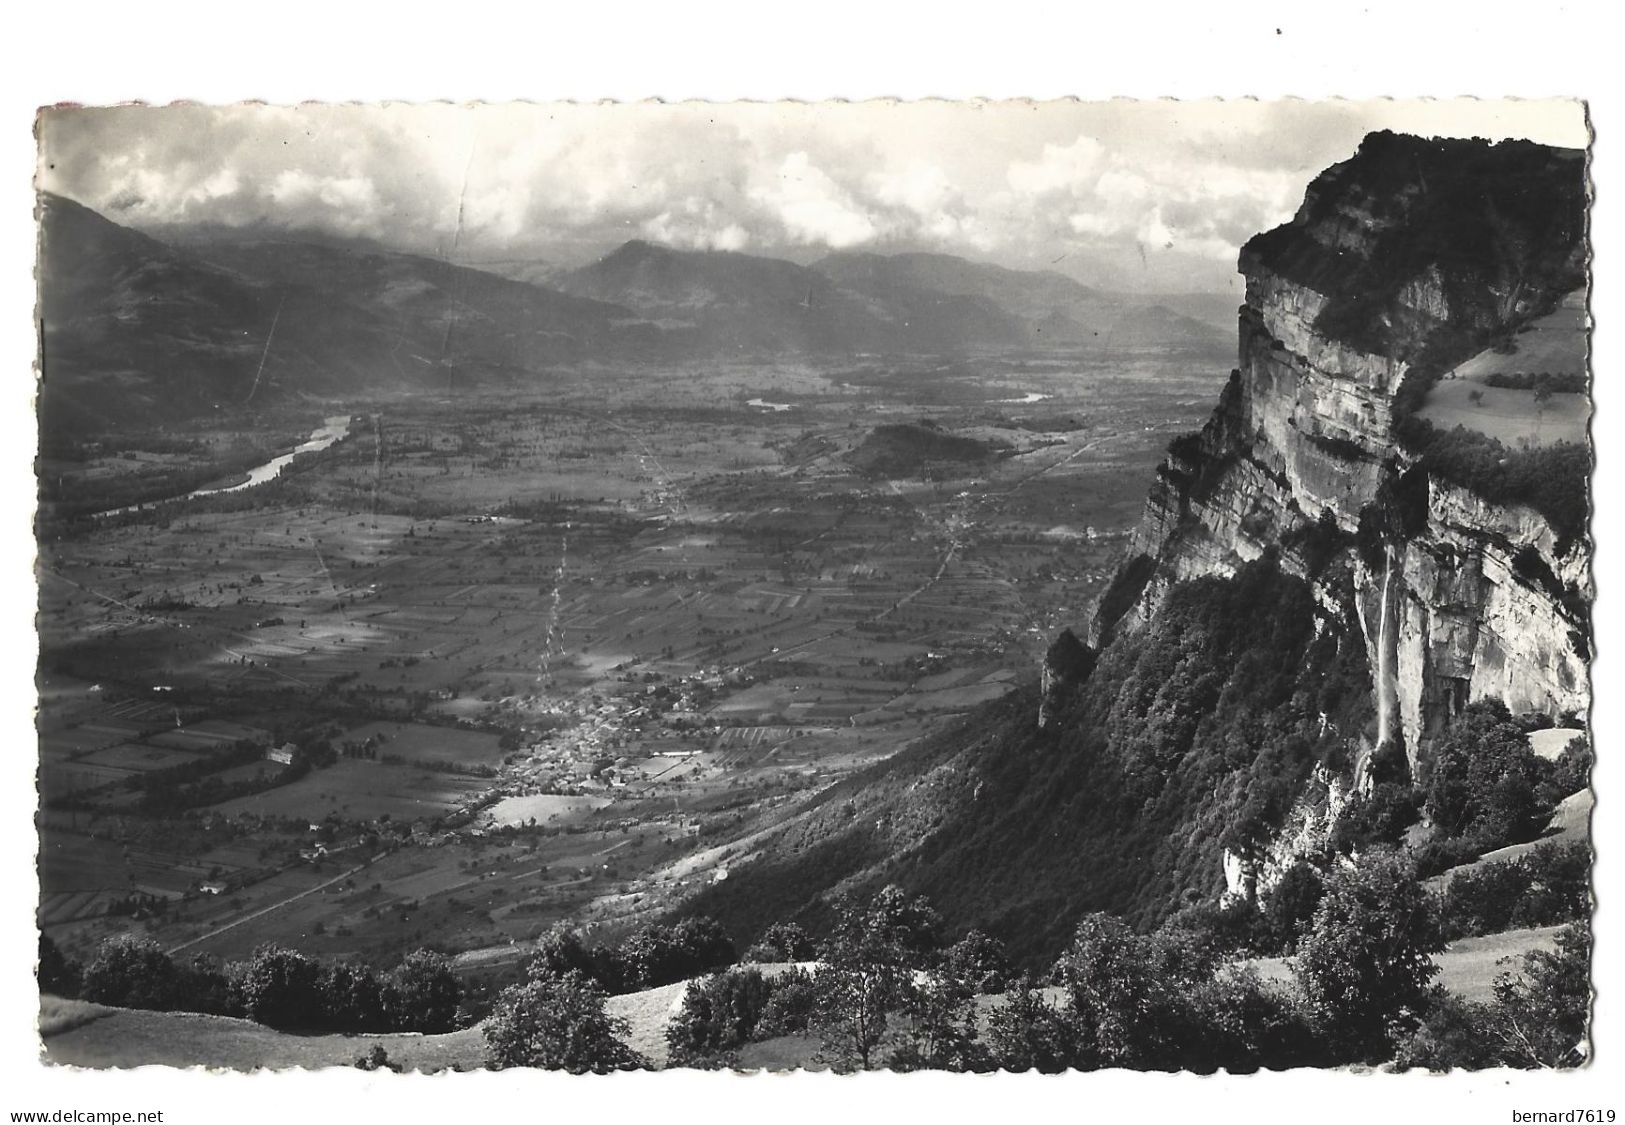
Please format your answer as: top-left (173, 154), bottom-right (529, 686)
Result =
top-left (37, 348), bottom-right (1224, 977)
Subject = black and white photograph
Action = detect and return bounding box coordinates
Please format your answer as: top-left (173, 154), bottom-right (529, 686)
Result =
top-left (25, 95), bottom-right (1597, 1082)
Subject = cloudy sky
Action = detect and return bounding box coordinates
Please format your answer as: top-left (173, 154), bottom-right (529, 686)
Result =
top-left (37, 99), bottom-right (1587, 294)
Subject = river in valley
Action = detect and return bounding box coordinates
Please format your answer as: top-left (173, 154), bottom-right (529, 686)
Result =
top-left (98, 414), bottom-right (353, 517)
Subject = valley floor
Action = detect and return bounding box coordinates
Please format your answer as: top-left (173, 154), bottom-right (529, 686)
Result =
top-left (38, 358), bottom-right (1219, 971)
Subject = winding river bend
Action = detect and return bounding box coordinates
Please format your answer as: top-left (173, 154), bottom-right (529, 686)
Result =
top-left (98, 414), bottom-right (353, 517)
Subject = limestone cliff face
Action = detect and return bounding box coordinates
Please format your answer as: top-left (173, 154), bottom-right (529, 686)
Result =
top-left (1223, 766), bottom-right (1352, 903)
top-left (1375, 479), bottom-right (1590, 756)
top-left (1093, 132), bottom-right (1590, 787)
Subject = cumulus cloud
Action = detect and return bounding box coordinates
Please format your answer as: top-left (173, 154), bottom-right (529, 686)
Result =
top-left (36, 99), bottom-right (1588, 291)
top-left (995, 126), bottom-right (1307, 272)
top-left (749, 152), bottom-right (876, 248)
top-left (1008, 135), bottom-right (1109, 196)
top-left (641, 201), bottom-right (751, 252)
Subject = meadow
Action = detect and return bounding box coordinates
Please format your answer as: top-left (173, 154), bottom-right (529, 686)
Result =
top-left (1418, 288), bottom-right (1588, 449)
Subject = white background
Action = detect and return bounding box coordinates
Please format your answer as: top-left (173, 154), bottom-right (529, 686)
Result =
top-left (0, 2), bottom-right (1618, 1119)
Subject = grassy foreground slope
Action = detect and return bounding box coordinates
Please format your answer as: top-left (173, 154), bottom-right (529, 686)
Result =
top-left (39, 998), bottom-right (485, 1071)
top-left (1244, 925), bottom-right (1563, 1006)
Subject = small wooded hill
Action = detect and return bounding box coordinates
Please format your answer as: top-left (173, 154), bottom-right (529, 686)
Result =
top-left (845, 422), bottom-right (1010, 478)
top-left (675, 558), bottom-right (1376, 966)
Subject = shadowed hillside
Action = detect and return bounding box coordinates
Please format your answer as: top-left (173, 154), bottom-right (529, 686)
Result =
top-left (38, 194), bottom-right (275, 433)
top-left (675, 559), bottom-right (1373, 965)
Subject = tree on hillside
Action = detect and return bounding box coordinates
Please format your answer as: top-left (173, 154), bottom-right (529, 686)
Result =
top-left (1294, 849), bottom-right (1443, 1059)
top-left (891, 969), bottom-right (990, 1072)
top-left (322, 960), bottom-right (391, 1032)
top-left (81, 935), bottom-right (181, 1011)
top-left (811, 957), bottom-right (894, 1072)
top-left (1262, 860), bottom-right (1324, 953)
top-left (389, 949), bottom-right (463, 1033)
top-left (523, 925), bottom-right (604, 986)
top-left (1424, 698), bottom-right (1555, 849)
top-left (942, 929), bottom-right (1013, 995)
top-left (483, 971), bottom-right (645, 1073)
top-left (38, 934), bottom-right (82, 999)
top-left (1544, 734), bottom-right (1592, 805)
top-left (1053, 913), bottom-right (1213, 1069)
top-left (811, 887), bottom-right (944, 1071)
top-left (1396, 921), bottom-right (1590, 1070)
top-left (985, 975), bottom-right (1075, 1072)
top-left (618, 916), bottom-right (736, 992)
top-left (1390, 993), bottom-right (1504, 1071)
top-left (745, 921), bottom-right (816, 963)
top-left (178, 952), bottom-right (238, 1017)
top-left (233, 945), bottom-right (325, 1030)
top-left (820, 885), bottom-right (944, 968)
top-left (754, 967), bottom-right (819, 1038)
top-left (665, 968), bottom-right (773, 1067)
top-left (1491, 922), bottom-right (1590, 1068)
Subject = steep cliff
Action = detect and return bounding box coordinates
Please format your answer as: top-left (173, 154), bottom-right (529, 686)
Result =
top-left (1095, 132), bottom-right (1590, 773)
top-left (670, 132), bottom-right (1592, 958)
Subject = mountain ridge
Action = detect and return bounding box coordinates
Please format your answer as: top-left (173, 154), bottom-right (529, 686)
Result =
top-left (556, 238), bottom-right (1030, 353)
top-left (39, 194), bottom-right (1238, 432)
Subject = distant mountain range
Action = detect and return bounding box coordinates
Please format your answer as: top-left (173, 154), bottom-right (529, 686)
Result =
top-left (37, 194), bottom-right (621, 435)
top-left (557, 241), bottom-right (1232, 354)
top-left (555, 239), bottom-right (1033, 353)
top-left (37, 193), bottom-right (1234, 434)
top-left (813, 250), bottom-right (1120, 346)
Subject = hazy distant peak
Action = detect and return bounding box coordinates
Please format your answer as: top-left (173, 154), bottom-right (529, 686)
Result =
top-left (602, 237), bottom-right (667, 261)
